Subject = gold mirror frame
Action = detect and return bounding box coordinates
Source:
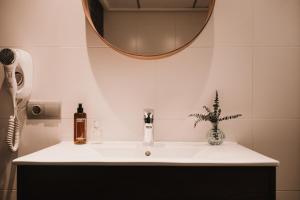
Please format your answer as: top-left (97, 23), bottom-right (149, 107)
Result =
top-left (82, 0), bottom-right (215, 59)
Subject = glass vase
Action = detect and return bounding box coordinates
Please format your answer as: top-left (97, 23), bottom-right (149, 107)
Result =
top-left (207, 125), bottom-right (225, 145)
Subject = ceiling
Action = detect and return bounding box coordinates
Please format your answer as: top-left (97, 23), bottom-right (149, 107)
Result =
top-left (99, 0), bottom-right (211, 10)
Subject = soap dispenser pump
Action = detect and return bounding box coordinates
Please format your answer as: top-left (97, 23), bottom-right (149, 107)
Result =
top-left (74, 103), bottom-right (87, 144)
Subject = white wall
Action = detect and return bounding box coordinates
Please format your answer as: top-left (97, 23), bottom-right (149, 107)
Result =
top-left (0, 0), bottom-right (299, 199)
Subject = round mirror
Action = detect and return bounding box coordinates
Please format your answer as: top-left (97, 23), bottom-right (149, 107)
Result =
top-left (82, 0), bottom-right (215, 58)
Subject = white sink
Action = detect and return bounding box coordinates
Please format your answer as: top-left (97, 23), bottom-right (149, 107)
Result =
top-left (91, 142), bottom-right (204, 159)
top-left (13, 141), bottom-right (279, 166)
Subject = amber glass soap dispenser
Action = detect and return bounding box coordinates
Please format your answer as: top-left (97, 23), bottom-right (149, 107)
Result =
top-left (74, 103), bottom-right (87, 144)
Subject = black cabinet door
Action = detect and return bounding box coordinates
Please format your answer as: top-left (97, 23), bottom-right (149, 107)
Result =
top-left (18, 166), bottom-right (276, 200)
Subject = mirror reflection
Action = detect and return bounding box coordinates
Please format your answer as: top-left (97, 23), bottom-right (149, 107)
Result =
top-left (84, 0), bottom-right (214, 57)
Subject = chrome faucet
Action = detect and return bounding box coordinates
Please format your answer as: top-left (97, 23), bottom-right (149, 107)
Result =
top-left (143, 109), bottom-right (154, 146)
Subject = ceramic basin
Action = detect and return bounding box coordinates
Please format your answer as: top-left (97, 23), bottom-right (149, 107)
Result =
top-left (13, 141), bottom-right (279, 166)
top-left (91, 142), bottom-right (205, 159)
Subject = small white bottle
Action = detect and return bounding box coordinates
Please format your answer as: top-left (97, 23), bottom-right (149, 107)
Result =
top-left (144, 123), bottom-right (154, 146)
top-left (90, 120), bottom-right (102, 144)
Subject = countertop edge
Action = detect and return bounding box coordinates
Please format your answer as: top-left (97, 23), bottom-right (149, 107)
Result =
top-left (13, 161), bottom-right (279, 167)
top-left (12, 141), bottom-right (280, 167)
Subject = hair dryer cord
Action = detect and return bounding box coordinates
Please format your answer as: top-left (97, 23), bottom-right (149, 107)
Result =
top-left (7, 115), bottom-right (20, 152)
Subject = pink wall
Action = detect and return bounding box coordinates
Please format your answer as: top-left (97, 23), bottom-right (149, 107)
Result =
top-left (0, 0), bottom-right (300, 199)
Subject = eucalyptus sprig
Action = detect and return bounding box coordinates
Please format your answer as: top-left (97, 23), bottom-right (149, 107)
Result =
top-left (189, 91), bottom-right (242, 128)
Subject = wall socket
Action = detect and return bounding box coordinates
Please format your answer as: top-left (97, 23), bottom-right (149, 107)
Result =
top-left (27, 101), bottom-right (61, 119)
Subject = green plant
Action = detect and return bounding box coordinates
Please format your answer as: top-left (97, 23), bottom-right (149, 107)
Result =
top-left (189, 91), bottom-right (242, 138)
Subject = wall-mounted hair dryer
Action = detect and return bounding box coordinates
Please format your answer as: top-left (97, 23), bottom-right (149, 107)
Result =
top-left (0, 48), bottom-right (33, 152)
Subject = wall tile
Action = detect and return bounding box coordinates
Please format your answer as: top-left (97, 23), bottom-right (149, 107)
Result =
top-left (0, 190), bottom-right (16, 200)
top-left (220, 120), bottom-right (253, 149)
top-left (0, 0), bottom-right (98, 47)
top-left (0, 161), bottom-right (16, 191)
top-left (20, 117), bottom-right (140, 155)
top-left (87, 47), bottom-right (157, 122)
top-left (57, 0), bottom-right (87, 46)
top-left (155, 119), bottom-right (207, 142)
top-left (19, 119), bottom-right (62, 156)
top-left (100, 118), bottom-right (144, 141)
top-left (211, 0), bottom-right (253, 46)
top-left (253, 120), bottom-right (300, 190)
top-left (59, 118), bottom-right (145, 143)
top-left (26, 47), bottom-right (115, 120)
top-left (277, 191), bottom-right (300, 200)
top-left (0, 88), bottom-right (14, 119)
top-left (0, 0), bottom-right (60, 46)
top-left (254, 0), bottom-right (300, 46)
top-left (155, 119), bottom-right (252, 147)
top-left (0, 120), bottom-right (17, 191)
top-left (253, 47), bottom-right (300, 119)
top-left (155, 47), bottom-right (212, 119)
top-left (191, 47), bottom-right (253, 119)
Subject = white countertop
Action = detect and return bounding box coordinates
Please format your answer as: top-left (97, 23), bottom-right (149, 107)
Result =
top-left (13, 141), bottom-right (279, 166)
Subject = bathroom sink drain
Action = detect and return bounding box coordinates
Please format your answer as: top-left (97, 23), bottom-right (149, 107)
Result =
top-left (145, 151), bottom-right (151, 157)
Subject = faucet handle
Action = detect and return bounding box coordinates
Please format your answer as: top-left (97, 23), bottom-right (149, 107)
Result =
top-left (144, 109), bottom-right (154, 124)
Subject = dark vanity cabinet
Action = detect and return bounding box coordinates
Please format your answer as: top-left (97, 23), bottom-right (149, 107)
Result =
top-left (17, 165), bottom-right (276, 200)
